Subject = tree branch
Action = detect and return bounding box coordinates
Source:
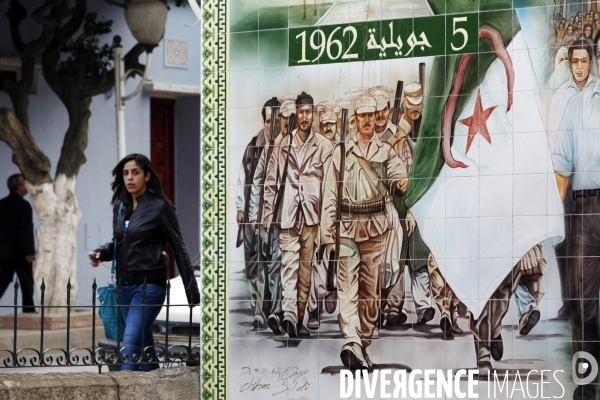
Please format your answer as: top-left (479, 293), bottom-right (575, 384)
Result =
top-left (124, 43), bottom-right (148, 78)
top-left (0, 108), bottom-right (52, 185)
top-left (53, 0), bottom-right (87, 45)
top-left (6, 0), bottom-right (27, 53)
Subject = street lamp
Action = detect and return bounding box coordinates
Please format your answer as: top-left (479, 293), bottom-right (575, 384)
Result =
top-left (114, 0), bottom-right (168, 160)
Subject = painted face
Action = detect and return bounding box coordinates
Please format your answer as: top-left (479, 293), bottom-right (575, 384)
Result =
top-left (570, 48), bottom-right (591, 83)
top-left (403, 98), bottom-right (423, 121)
top-left (263, 107), bottom-right (280, 136)
top-left (596, 21), bottom-right (600, 29)
top-left (123, 160), bottom-right (150, 198)
top-left (355, 112), bottom-right (376, 137)
top-left (568, 26), bottom-right (573, 36)
top-left (375, 106), bottom-right (390, 128)
top-left (319, 122), bottom-right (337, 141)
top-left (296, 105), bottom-right (313, 132)
top-left (279, 115), bottom-right (289, 135)
top-left (348, 114), bottom-right (357, 135)
top-left (585, 26), bottom-right (592, 38)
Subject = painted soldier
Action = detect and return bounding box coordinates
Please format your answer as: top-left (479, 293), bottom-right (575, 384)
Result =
top-left (247, 99), bottom-right (296, 334)
top-left (383, 83), bottom-right (437, 329)
top-left (262, 92), bottom-right (333, 338)
top-left (236, 98), bottom-right (280, 329)
top-left (321, 96), bottom-right (408, 371)
top-left (306, 104), bottom-right (340, 330)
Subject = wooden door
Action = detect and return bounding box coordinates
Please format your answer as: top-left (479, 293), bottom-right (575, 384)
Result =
top-left (151, 97), bottom-right (176, 278)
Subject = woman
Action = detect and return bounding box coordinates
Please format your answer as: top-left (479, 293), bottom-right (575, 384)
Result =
top-left (89, 154), bottom-right (200, 371)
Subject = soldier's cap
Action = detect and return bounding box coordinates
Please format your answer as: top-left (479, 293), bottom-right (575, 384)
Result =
top-left (403, 83), bottom-right (423, 105)
top-left (371, 89), bottom-right (391, 111)
top-left (280, 100), bottom-right (296, 117)
top-left (354, 96), bottom-right (377, 114)
top-left (320, 111), bottom-right (337, 124)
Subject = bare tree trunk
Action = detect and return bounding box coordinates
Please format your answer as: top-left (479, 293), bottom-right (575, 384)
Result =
top-left (314, 0), bottom-right (317, 16)
top-left (303, 0), bottom-right (307, 20)
top-left (30, 176), bottom-right (80, 312)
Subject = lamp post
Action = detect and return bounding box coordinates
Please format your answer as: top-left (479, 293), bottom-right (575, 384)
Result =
top-left (114, 0), bottom-right (168, 160)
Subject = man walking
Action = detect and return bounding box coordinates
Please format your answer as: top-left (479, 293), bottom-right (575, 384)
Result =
top-left (0, 174), bottom-right (36, 313)
top-left (321, 96), bottom-right (408, 371)
top-left (262, 92), bottom-right (333, 338)
top-left (236, 98), bottom-right (281, 329)
top-left (552, 36), bottom-right (600, 400)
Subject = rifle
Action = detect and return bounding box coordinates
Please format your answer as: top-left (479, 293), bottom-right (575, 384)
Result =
top-left (391, 80), bottom-right (404, 126)
top-left (268, 112), bottom-right (296, 249)
top-left (419, 62), bottom-right (425, 95)
top-left (256, 97), bottom-right (279, 260)
top-left (326, 108), bottom-right (348, 291)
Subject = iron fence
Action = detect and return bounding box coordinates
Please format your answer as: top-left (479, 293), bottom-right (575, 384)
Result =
top-left (0, 278), bottom-right (201, 372)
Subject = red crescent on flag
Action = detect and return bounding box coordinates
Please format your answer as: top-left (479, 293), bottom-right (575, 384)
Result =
top-left (441, 25), bottom-right (515, 169)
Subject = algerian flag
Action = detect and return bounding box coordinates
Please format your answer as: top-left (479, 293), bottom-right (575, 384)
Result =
top-left (407, 4), bottom-right (564, 317)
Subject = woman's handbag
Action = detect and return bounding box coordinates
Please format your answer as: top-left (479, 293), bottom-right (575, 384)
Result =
top-left (97, 202), bottom-right (125, 341)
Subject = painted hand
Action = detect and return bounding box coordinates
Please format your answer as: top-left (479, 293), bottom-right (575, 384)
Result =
top-left (406, 212), bottom-right (416, 236)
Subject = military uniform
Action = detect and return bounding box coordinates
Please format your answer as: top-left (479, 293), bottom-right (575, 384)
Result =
top-left (236, 129), bottom-right (267, 324)
top-left (321, 96), bottom-right (408, 369)
top-left (378, 84), bottom-right (435, 326)
top-left (262, 120), bottom-right (333, 335)
top-left (247, 100), bottom-right (296, 332)
top-left (307, 108), bottom-right (340, 326)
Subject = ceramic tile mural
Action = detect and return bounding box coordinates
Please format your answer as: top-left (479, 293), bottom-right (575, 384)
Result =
top-left (196, 0), bottom-right (600, 398)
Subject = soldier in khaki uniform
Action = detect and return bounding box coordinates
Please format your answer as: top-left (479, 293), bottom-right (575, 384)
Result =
top-left (307, 106), bottom-right (340, 329)
top-left (262, 92), bottom-right (333, 338)
top-left (247, 99), bottom-right (296, 334)
top-left (377, 84), bottom-right (437, 329)
top-left (321, 96), bottom-right (408, 371)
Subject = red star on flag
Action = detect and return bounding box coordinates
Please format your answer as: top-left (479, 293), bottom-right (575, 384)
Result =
top-left (459, 89), bottom-right (497, 154)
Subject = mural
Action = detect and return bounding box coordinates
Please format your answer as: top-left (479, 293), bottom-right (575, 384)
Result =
top-left (196, 0), bottom-right (600, 398)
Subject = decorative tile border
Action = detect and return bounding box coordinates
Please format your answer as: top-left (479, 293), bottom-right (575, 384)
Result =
top-left (201, 0), bottom-right (227, 398)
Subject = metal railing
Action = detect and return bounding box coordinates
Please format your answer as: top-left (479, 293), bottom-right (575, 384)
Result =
top-left (0, 278), bottom-right (201, 371)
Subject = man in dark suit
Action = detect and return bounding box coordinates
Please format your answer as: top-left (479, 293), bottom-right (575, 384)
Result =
top-left (0, 174), bottom-right (36, 312)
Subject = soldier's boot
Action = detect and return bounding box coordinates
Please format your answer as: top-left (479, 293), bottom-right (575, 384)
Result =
top-left (307, 308), bottom-right (320, 330)
top-left (385, 311), bottom-right (408, 328)
top-left (474, 339), bottom-right (493, 377)
top-left (253, 314), bottom-right (266, 330)
top-left (491, 333), bottom-right (503, 361)
top-left (282, 316), bottom-right (298, 338)
top-left (267, 313), bottom-right (283, 335)
top-left (440, 315), bottom-right (454, 340)
top-left (324, 291), bottom-right (337, 314)
top-left (340, 343), bottom-right (368, 372)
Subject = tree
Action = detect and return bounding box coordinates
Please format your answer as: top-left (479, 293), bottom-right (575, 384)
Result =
top-left (0, 0), bottom-right (183, 311)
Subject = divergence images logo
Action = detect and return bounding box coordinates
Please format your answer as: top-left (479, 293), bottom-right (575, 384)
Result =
top-left (572, 351), bottom-right (599, 386)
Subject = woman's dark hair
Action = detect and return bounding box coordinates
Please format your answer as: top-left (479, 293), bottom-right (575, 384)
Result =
top-left (110, 153), bottom-right (170, 206)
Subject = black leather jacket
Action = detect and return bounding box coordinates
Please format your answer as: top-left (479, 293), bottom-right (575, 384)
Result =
top-left (96, 191), bottom-right (200, 305)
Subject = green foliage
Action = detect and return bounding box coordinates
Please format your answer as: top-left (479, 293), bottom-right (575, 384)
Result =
top-left (57, 13), bottom-right (114, 78)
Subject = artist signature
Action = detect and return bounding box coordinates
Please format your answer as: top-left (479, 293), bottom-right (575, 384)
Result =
top-left (239, 366), bottom-right (310, 396)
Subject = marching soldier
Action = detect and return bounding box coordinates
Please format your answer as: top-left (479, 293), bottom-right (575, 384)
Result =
top-left (382, 83), bottom-right (437, 329)
top-left (247, 99), bottom-right (296, 334)
top-left (306, 105), bottom-right (340, 330)
top-left (321, 96), bottom-right (408, 371)
top-left (262, 92), bottom-right (333, 338)
top-left (236, 98), bottom-right (281, 329)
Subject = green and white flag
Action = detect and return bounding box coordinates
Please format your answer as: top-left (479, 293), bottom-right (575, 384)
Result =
top-left (408, 4), bottom-right (564, 317)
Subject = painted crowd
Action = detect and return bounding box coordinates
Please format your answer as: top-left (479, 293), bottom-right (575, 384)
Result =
top-left (233, 9), bottom-right (600, 392)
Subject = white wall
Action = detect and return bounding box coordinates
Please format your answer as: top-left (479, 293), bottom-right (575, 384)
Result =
top-left (0, 1), bottom-right (200, 312)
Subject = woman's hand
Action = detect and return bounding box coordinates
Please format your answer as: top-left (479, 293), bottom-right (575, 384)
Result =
top-left (88, 251), bottom-right (102, 267)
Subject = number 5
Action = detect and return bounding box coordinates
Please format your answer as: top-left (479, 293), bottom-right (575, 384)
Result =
top-left (451, 17), bottom-right (468, 51)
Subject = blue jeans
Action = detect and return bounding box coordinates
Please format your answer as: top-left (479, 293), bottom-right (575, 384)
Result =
top-left (513, 283), bottom-right (537, 320)
top-left (120, 284), bottom-right (166, 371)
